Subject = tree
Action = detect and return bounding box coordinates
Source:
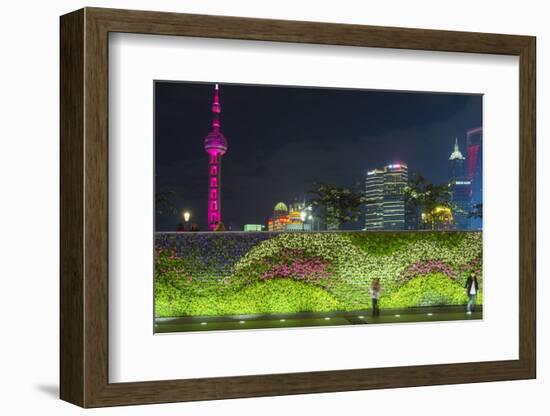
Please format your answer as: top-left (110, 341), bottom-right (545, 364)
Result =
top-left (468, 203), bottom-right (483, 219)
top-left (308, 183), bottom-right (365, 230)
top-left (404, 173), bottom-right (452, 230)
top-left (155, 190), bottom-right (177, 215)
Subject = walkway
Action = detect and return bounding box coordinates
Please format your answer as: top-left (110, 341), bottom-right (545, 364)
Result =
top-left (155, 305), bottom-right (482, 333)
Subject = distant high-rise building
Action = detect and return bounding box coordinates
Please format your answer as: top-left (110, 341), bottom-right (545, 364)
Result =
top-left (365, 163), bottom-right (408, 230)
top-left (383, 164), bottom-right (408, 230)
top-left (448, 138), bottom-right (471, 230)
top-left (365, 169), bottom-right (384, 230)
top-left (466, 127), bottom-right (483, 229)
top-left (449, 137), bottom-right (466, 178)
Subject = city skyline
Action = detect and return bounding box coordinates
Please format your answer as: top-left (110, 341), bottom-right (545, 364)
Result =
top-left (155, 81), bottom-right (482, 231)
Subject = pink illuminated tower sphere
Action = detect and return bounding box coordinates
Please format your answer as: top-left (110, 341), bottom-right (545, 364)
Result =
top-left (204, 84), bottom-right (228, 230)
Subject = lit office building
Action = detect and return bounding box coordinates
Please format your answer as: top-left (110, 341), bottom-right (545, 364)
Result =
top-left (448, 138), bottom-right (471, 230)
top-left (364, 169), bottom-right (384, 230)
top-left (365, 163), bottom-right (408, 230)
top-left (466, 127), bottom-right (483, 229)
top-left (449, 179), bottom-right (472, 229)
top-left (383, 164), bottom-right (408, 230)
top-left (449, 138), bottom-right (466, 179)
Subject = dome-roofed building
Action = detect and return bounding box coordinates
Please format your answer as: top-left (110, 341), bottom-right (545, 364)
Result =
top-left (274, 202), bottom-right (288, 213)
top-left (268, 202), bottom-right (289, 231)
top-left (267, 201), bottom-right (312, 232)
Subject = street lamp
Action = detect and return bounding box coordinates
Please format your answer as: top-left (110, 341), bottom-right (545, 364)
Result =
top-left (183, 211), bottom-right (191, 230)
top-left (300, 211), bottom-right (307, 231)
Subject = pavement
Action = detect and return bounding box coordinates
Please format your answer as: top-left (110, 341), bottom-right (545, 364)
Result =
top-left (155, 305), bottom-right (483, 333)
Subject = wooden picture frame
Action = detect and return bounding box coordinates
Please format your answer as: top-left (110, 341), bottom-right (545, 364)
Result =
top-left (60, 7), bottom-right (536, 408)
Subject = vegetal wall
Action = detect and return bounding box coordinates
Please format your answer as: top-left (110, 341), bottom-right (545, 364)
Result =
top-left (155, 231), bottom-right (482, 317)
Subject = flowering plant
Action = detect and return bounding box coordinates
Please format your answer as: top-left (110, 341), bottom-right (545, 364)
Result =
top-left (154, 231), bottom-right (483, 317)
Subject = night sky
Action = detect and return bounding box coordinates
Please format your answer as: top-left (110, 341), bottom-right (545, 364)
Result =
top-left (155, 81), bottom-right (482, 231)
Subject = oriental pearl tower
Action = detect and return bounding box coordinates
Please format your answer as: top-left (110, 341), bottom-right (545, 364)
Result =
top-left (204, 84), bottom-right (228, 230)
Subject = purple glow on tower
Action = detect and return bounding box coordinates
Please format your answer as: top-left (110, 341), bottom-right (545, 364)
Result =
top-left (204, 84), bottom-right (228, 230)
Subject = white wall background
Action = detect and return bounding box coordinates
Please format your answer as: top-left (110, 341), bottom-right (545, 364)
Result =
top-left (0, 0), bottom-right (546, 414)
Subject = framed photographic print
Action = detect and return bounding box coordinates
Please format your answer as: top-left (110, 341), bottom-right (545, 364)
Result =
top-left (60, 7), bottom-right (536, 408)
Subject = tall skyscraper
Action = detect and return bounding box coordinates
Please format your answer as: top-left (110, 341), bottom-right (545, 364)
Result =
top-left (204, 84), bottom-right (228, 230)
top-left (383, 164), bottom-right (408, 230)
top-left (449, 138), bottom-right (466, 179)
top-left (364, 168), bottom-right (384, 230)
top-left (466, 127), bottom-right (483, 229)
top-left (365, 164), bottom-right (408, 230)
top-left (448, 138), bottom-right (471, 230)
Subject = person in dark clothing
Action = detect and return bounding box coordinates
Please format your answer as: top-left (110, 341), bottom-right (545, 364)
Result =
top-left (464, 272), bottom-right (479, 314)
top-left (370, 278), bottom-right (381, 317)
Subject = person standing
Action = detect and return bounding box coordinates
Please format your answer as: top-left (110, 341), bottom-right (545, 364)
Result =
top-left (370, 278), bottom-right (381, 317)
top-left (464, 272), bottom-right (479, 314)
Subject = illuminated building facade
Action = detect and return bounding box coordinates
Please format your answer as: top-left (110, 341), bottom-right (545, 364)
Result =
top-left (423, 205), bottom-right (454, 230)
top-left (267, 201), bottom-right (311, 231)
top-left (449, 138), bottom-right (466, 179)
top-left (448, 138), bottom-right (471, 230)
top-left (466, 127), bottom-right (483, 229)
top-left (383, 164), bottom-right (408, 230)
top-left (244, 224), bottom-right (263, 231)
top-left (204, 84), bottom-right (228, 231)
top-left (365, 169), bottom-right (384, 230)
top-left (364, 163), bottom-right (408, 230)
top-left (286, 202), bottom-right (312, 231)
top-left (267, 202), bottom-right (289, 231)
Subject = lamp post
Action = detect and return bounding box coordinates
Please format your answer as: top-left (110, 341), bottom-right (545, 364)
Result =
top-left (183, 211), bottom-right (191, 230)
top-left (300, 211), bottom-right (307, 231)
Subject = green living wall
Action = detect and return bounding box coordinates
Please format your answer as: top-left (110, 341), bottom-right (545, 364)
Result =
top-left (155, 231), bottom-right (482, 317)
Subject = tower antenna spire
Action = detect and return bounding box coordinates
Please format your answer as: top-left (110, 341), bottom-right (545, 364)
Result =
top-left (211, 83), bottom-right (221, 131)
